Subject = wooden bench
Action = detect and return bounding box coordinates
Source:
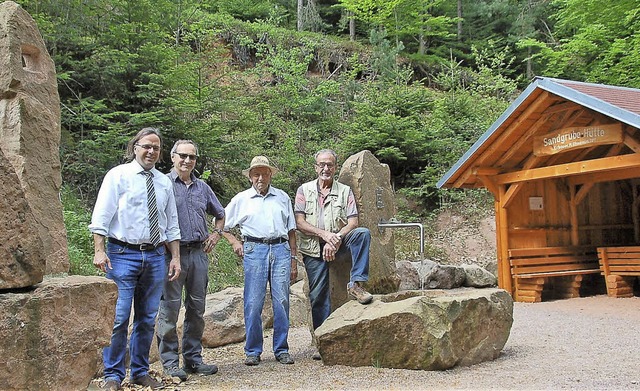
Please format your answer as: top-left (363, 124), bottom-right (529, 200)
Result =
top-left (597, 246), bottom-right (640, 298)
top-left (509, 246), bottom-right (600, 302)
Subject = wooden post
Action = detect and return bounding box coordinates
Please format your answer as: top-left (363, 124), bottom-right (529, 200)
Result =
top-left (496, 185), bottom-right (512, 294)
top-left (570, 185), bottom-right (579, 246)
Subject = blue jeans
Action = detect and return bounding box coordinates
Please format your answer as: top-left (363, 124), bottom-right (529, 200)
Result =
top-left (303, 227), bottom-right (370, 330)
top-left (103, 242), bottom-right (166, 382)
top-left (243, 241), bottom-right (291, 357)
top-left (157, 245), bottom-right (209, 368)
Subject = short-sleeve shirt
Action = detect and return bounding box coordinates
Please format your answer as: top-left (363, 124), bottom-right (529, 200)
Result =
top-left (294, 181), bottom-right (358, 230)
top-left (224, 185), bottom-right (296, 239)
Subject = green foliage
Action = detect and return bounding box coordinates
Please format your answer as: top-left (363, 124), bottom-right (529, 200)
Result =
top-left (61, 186), bottom-right (99, 276)
top-left (209, 239), bottom-right (244, 293)
top-left (523, 0), bottom-right (640, 87)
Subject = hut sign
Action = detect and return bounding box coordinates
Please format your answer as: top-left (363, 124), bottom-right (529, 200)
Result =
top-left (533, 123), bottom-right (622, 156)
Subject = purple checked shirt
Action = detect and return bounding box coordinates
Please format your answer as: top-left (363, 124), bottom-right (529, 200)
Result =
top-left (167, 170), bottom-right (225, 243)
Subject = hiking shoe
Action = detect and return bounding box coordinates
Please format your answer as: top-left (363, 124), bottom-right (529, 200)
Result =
top-left (347, 282), bottom-right (373, 304)
top-left (131, 374), bottom-right (164, 390)
top-left (164, 366), bottom-right (188, 381)
top-left (275, 352), bottom-right (295, 364)
top-left (183, 361), bottom-right (218, 376)
top-left (244, 355), bottom-right (261, 366)
top-left (101, 379), bottom-right (120, 391)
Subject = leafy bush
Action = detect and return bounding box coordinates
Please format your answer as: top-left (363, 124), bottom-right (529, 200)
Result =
top-left (61, 186), bottom-right (98, 276)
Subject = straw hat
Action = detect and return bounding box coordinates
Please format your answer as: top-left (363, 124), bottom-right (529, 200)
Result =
top-left (242, 156), bottom-right (279, 177)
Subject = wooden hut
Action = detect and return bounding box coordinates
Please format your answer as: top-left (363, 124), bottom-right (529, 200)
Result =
top-left (438, 77), bottom-right (640, 302)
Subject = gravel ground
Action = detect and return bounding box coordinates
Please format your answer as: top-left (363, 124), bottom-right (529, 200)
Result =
top-left (108, 294), bottom-right (640, 391)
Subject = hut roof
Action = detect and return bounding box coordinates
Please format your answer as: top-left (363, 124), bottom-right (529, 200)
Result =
top-left (437, 77), bottom-right (640, 189)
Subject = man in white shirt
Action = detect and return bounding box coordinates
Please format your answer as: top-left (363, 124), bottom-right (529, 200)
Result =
top-left (223, 156), bottom-right (298, 366)
top-left (89, 127), bottom-right (181, 391)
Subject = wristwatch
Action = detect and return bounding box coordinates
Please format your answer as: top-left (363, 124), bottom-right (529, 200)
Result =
top-left (212, 228), bottom-right (223, 235)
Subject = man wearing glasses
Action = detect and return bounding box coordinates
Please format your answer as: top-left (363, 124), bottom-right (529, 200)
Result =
top-left (294, 149), bottom-right (373, 359)
top-left (90, 127), bottom-right (181, 391)
top-left (156, 140), bottom-right (225, 381)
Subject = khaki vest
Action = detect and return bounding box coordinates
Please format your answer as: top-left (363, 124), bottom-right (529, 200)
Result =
top-left (298, 180), bottom-right (352, 257)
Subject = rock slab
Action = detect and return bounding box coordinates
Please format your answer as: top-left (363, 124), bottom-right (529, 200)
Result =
top-left (0, 0), bottom-right (69, 274)
top-left (0, 148), bottom-right (44, 288)
top-left (0, 276), bottom-right (117, 391)
top-left (315, 288), bottom-right (513, 370)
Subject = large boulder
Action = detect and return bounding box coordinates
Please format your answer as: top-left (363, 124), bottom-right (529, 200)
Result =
top-left (315, 288), bottom-right (513, 370)
top-left (0, 148), bottom-right (44, 288)
top-left (0, 1), bottom-right (68, 274)
top-left (201, 287), bottom-right (247, 348)
top-left (0, 276), bottom-right (117, 391)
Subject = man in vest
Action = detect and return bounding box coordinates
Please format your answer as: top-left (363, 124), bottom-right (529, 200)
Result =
top-left (294, 149), bottom-right (373, 340)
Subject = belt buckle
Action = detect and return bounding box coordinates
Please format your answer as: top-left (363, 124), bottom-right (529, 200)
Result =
top-left (139, 243), bottom-right (152, 251)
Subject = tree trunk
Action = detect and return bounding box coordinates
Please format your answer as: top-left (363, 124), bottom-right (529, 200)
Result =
top-left (457, 0), bottom-right (462, 41)
top-left (348, 11), bottom-right (355, 41)
top-left (297, 0), bottom-right (304, 31)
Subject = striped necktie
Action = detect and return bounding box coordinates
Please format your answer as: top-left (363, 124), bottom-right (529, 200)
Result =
top-left (141, 171), bottom-right (161, 246)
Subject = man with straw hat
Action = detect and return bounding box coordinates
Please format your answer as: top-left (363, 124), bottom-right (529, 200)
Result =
top-left (223, 156), bottom-right (298, 366)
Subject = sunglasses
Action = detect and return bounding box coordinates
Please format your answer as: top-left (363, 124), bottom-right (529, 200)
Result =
top-left (135, 143), bottom-right (161, 152)
top-left (174, 152), bottom-right (198, 161)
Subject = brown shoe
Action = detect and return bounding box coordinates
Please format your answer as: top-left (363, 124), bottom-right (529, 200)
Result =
top-left (347, 282), bottom-right (373, 304)
top-left (101, 379), bottom-right (120, 391)
top-left (131, 374), bottom-right (164, 390)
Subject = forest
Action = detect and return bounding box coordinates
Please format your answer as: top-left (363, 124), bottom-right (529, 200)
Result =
top-left (13, 0), bottom-right (640, 279)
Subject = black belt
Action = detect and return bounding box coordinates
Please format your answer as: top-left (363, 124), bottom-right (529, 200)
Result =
top-left (244, 236), bottom-right (287, 244)
top-left (108, 238), bottom-right (160, 251)
top-left (180, 241), bottom-right (203, 248)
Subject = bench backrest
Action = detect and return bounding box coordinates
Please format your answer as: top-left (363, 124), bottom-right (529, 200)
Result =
top-left (509, 246), bottom-right (599, 276)
top-left (597, 246), bottom-right (640, 276)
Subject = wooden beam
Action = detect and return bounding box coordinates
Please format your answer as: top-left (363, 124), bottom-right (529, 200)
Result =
top-left (473, 167), bottom-right (500, 175)
top-left (477, 175), bottom-right (499, 197)
top-left (501, 183), bottom-right (522, 208)
top-left (574, 183), bottom-right (594, 205)
top-left (623, 132), bottom-right (640, 153)
top-left (543, 101), bottom-right (582, 114)
top-left (495, 153), bottom-right (640, 185)
top-left (568, 166), bottom-right (640, 185)
top-left (495, 115), bottom-right (548, 167)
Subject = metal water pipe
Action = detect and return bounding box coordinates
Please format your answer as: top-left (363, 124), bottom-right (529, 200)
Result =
top-left (377, 218), bottom-right (424, 263)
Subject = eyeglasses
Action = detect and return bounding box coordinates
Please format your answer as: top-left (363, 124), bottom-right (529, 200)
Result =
top-left (174, 152), bottom-right (198, 161)
top-left (135, 143), bottom-right (161, 152)
top-left (315, 162), bottom-right (335, 169)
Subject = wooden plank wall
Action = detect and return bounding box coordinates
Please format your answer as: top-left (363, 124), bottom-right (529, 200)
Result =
top-left (506, 179), bottom-right (634, 250)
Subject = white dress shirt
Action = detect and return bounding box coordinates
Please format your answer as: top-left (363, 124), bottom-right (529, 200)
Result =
top-left (89, 160), bottom-right (181, 244)
top-left (224, 185), bottom-right (296, 239)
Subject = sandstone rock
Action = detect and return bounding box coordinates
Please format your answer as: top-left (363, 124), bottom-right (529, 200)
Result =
top-left (289, 280), bottom-right (312, 327)
top-left (0, 1), bottom-right (68, 274)
top-left (462, 263), bottom-right (497, 287)
top-left (0, 276), bottom-right (117, 391)
top-left (315, 288), bottom-right (513, 370)
top-left (329, 150), bottom-right (399, 311)
top-left (0, 148), bottom-right (44, 288)
top-left (201, 287), bottom-right (246, 348)
top-left (395, 260), bottom-right (421, 290)
top-left (423, 263), bottom-right (466, 289)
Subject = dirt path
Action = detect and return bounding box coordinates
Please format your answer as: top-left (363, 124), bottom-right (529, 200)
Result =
top-left (113, 295), bottom-right (640, 390)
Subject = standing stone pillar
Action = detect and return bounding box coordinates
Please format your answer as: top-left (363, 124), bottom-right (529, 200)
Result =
top-left (328, 150), bottom-right (399, 311)
top-left (0, 0), bottom-right (69, 274)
